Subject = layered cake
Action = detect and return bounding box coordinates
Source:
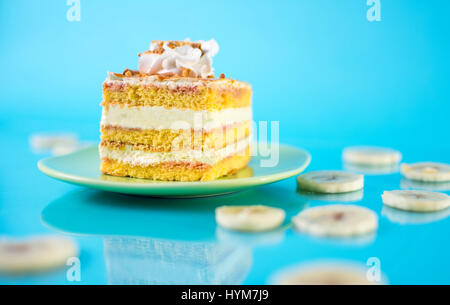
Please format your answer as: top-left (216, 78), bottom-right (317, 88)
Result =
top-left (99, 39), bottom-right (252, 181)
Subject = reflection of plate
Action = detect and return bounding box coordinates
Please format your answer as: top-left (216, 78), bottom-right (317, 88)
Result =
top-left (382, 206), bottom-right (450, 225)
top-left (297, 189), bottom-right (364, 202)
top-left (401, 178), bottom-right (450, 192)
top-left (41, 184), bottom-right (308, 241)
top-left (344, 162), bottom-right (399, 175)
top-left (104, 237), bottom-right (252, 284)
top-left (38, 145), bottom-right (310, 197)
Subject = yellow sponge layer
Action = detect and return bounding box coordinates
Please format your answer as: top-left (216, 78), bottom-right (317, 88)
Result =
top-left (100, 147), bottom-right (251, 181)
top-left (100, 122), bottom-right (251, 152)
top-left (103, 85), bottom-right (251, 111)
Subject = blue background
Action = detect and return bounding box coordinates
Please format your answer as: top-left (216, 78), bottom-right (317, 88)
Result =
top-left (0, 0), bottom-right (449, 285)
top-left (1, 0), bottom-right (449, 148)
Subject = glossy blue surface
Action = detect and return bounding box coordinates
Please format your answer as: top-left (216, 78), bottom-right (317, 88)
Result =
top-left (1, 118), bottom-right (449, 284)
top-left (1, 0), bottom-right (449, 284)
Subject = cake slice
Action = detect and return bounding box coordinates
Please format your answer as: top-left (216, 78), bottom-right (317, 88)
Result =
top-left (99, 39), bottom-right (252, 181)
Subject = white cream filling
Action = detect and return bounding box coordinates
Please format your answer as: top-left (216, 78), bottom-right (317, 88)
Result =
top-left (100, 137), bottom-right (251, 166)
top-left (101, 105), bottom-right (252, 131)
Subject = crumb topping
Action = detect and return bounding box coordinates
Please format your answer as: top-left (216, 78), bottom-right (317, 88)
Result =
top-left (138, 40), bottom-right (204, 57)
top-left (112, 69), bottom-right (228, 82)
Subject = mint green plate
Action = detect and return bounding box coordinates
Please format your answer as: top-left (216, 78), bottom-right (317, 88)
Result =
top-left (38, 144), bottom-right (310, 197)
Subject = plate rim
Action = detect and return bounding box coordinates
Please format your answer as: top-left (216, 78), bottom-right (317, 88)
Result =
top-left (37, 144), bottom-right (311, 190)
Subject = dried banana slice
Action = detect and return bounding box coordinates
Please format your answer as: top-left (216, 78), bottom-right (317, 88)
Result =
top-left (343, 146), bottom-right (402, 166)
top-left (30, 132), bottom-right (78, 153)
top-left (215, 205), bottom-right (285, 232)
top-left (401, 162), bottom-right (450, 182)
top-left (292, 204), bottom-right (378, 237)
top-left (0, 235), bottom-right (78, 274)
top-left (381, 190), bottom-right (450, 212)
top-left (272, 261), bottom-right (383, 285)
top-left (344, 162), bottom-right (399, 175)
top-left (297, 171), bottom-right (364, 193)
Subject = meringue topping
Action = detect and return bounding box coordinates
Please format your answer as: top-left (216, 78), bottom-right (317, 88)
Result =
top-left (138, 39), bottom-right (219, 78)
